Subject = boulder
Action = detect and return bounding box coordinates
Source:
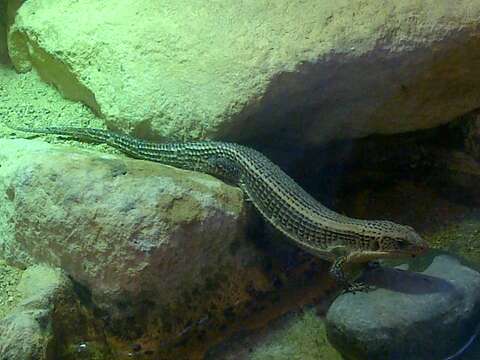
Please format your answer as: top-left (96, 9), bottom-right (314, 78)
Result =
top-left (0, 138), bottom-right (269, 338)
top-left (7, 0), bottom-right (480, 145)
top-left (325, 255), bottom-right (480, 360)
top-left (0, 265), bottom-right (107, 360)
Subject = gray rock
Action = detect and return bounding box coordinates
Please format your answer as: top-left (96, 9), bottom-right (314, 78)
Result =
top-left (7, 1), bottom-right (480, 145)
top-left (326, 255), bottom-right (480, 360)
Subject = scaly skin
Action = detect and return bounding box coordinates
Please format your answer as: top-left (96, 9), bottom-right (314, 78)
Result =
top-left (7, 125), bottom-right (429, 291)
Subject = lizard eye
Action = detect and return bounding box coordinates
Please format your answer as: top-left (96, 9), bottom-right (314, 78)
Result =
top-left (395, 240), bottom-right (413, 251)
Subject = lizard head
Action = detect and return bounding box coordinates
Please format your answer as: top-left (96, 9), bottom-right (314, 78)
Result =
top-left (370, 221), bottom-right (429, 258)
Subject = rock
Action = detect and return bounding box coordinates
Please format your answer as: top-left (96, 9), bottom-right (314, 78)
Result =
top-left (325, 255), bottom-right (480, 360)
top-left (7, 1), bottom-right (480, 145)
top-left (0, 311), bottom-right (50, 360)
top-left (0, 138), bottom-right (275, 342)
top-left (0, 265), bottom-right (106, 360)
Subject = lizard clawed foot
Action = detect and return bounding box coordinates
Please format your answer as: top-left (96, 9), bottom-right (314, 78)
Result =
top-left (341, 281), bottom-right (376, 294)
top-left (330, 256), bottom-right (377, 294)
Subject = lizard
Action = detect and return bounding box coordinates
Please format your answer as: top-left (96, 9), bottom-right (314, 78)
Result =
top-left (6, 124), bottom-right (429, 291)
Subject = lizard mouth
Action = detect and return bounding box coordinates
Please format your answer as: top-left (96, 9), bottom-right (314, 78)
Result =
top-left (375, 248), bottom-right (427, 259)
top-left (401, 247), bottom-right (428, 258)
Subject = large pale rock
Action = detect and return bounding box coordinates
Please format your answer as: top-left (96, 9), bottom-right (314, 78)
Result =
top-left (0, 139), bottom-right (265, 332)
top-left (326, 255), bottom-right (480, 360)
top-left (8, 1), bottom-right (480, 145)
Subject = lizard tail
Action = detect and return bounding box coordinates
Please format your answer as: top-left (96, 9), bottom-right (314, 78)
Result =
top-left (5, 125), bottom-right (112, 144)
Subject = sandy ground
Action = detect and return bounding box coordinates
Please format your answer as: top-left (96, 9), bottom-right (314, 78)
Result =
top-left (0, 64), bottom-right (113, 151)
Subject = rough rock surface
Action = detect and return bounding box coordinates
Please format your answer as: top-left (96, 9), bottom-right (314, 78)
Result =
top-left (0, 311), bottom-right (50, 360)
top-left (0, 138), bottom-right (265, 332)
top-left (8, 0), bottom-right (480, 145)
top-left (326, 255), bottom-right (480, 360)
top-left (0, 265), bottom-right (79, 360)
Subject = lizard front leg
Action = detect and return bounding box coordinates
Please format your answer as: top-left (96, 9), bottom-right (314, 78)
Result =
top-left (329, 256), bottom-right (372, 293)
